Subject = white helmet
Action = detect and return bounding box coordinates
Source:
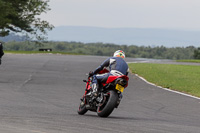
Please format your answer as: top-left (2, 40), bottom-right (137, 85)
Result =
top-left (113, 50), bottom-right (125, 59)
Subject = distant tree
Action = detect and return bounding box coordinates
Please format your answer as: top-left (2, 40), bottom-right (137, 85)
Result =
top-left (0, 0), bottom-right (54, 40)
top-left (194, 47), bottom-right (200, 59)
top-left (96, 50), bottom-right (103, 55)
top-left (55, 44), bottom-right (66, 51)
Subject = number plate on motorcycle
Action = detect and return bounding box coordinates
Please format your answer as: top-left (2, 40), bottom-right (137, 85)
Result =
top-left (116, 84), bottom-right (124, 92)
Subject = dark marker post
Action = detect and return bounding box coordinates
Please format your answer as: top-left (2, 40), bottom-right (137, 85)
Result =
top-left (0, 42), bottom-right (4, 65)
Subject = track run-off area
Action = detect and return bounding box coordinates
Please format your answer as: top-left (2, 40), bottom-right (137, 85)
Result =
top-left (0, 54), bottom-right (200, 133)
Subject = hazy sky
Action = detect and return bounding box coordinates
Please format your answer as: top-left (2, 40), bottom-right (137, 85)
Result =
top-left (40, 0), bottom-right (200, 30)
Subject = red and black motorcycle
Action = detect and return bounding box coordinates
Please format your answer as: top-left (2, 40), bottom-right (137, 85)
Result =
top-left (78, 69), bottom-right (129, 117)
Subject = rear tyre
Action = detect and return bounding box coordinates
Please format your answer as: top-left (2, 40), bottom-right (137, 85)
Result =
top-left (97, 90), bottom-right (118, 117)
top-left (77, 98), bottom-right (88, 115)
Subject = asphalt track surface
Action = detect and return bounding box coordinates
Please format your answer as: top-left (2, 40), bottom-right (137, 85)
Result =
top-left (0, 54), bottom-right (200, 133)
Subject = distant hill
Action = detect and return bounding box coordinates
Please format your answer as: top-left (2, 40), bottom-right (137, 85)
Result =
top-left (1, 27), bottom-right (200, 47)
top-left (0, 33), bottom-right (27, 42)
top-left (48, 26), bottom-right (200, 47)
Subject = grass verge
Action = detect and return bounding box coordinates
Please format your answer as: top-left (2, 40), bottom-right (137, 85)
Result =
top-left (128, 63), bottom-right (200, 97)
top-left (177, 59), bottom-right (200, 63)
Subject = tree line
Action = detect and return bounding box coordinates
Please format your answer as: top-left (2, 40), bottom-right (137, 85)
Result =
top-left (3, 41), bottom-right (199, 60)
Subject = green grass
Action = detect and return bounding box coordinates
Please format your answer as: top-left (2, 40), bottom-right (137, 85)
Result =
top-left (129, 63), bottom-right (200, 97)
top-left (177, 59), bottom-right (200, 63)
top-left (4, 50), bottom-right (84, 55)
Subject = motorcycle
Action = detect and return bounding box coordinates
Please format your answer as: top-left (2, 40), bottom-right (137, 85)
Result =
top-left (77, 69), bottom-right (129, 117)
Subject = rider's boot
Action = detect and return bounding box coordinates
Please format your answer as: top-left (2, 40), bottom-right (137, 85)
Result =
top-left (91, 83), bottom-right (98, 97)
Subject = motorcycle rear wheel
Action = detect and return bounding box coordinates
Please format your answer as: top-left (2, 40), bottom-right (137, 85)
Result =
top-left (97, 90), bottom-right (118, 117)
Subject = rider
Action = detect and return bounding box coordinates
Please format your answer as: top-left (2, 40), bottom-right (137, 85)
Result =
top-left (89, 50), bottom-right (129, 96)
top-left (0, 42), bottom-right (4, 65)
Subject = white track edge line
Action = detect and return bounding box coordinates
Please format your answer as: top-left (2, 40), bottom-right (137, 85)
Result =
top-left (135, 74), bottom-right (200, 100)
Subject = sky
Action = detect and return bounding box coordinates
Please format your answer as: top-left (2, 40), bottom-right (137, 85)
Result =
top-left (40, 0), bottom-right (200, 31)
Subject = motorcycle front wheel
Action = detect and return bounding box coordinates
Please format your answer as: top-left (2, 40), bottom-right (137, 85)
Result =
top-left (77, 98), bottom-right (88, 115)
top-left (97, 90), bottom-right (118, 117)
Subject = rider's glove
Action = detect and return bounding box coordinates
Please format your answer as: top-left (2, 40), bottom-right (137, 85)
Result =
top-left (89, 71), bottom-right (94, 77)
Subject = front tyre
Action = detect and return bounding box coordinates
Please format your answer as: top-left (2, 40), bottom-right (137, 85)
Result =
top-left (97, 90), bottom-right (118, 117)
top-left (77, 98), bottom-right (88, 115)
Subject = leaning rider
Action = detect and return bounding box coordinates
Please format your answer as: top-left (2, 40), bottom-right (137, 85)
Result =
top-left (89, 50), bottom-right (129, 96)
